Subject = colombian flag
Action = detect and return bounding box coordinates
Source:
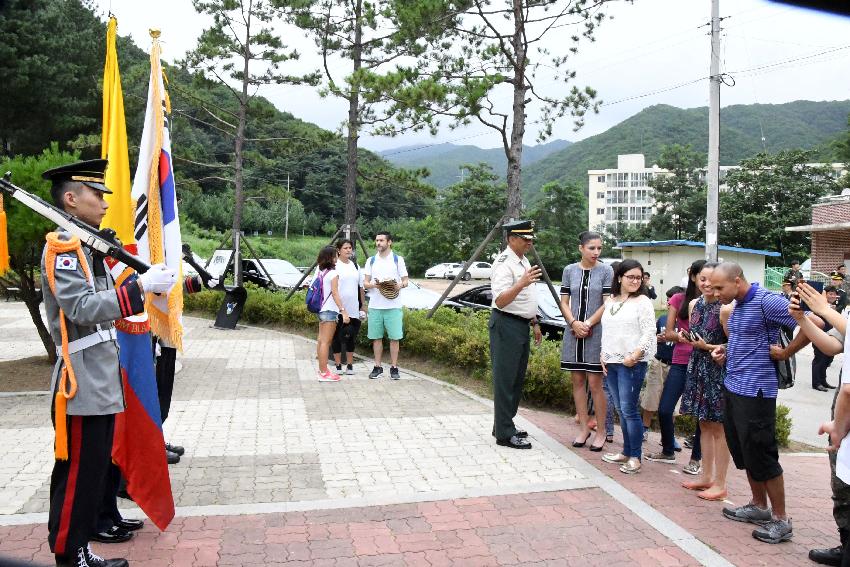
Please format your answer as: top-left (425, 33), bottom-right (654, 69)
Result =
top-left (100, 16), bottom-right (174, 531)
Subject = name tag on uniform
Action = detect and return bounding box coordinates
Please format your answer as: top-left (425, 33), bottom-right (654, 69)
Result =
top-left (56, 256), bottom-right (78, 271)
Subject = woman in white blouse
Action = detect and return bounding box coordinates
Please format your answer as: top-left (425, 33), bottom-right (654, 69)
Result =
top-left (600, 259), bottom-right (657, 474)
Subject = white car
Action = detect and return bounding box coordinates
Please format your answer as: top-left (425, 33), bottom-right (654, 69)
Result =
top-left (396, 281), bottom-right (445, 310)
top-left (247, 259), bottom-right (306, 288)
top-left (425, 262), bottom-right (459, 279)
top-left (445, 261), bottom-right (493, 281)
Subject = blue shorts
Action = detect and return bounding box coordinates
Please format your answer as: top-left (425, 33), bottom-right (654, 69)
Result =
top-left (319, 310), bottom-right (338, 323)
top-left (367, 308), bottom-right (404, 340)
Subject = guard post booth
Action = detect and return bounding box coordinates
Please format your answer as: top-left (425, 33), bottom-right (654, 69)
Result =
top-left (616, 240), bottom-right (780, 309)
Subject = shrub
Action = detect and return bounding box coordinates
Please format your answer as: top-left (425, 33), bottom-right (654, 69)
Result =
top-left (775, 403), bottom-right (792, 449)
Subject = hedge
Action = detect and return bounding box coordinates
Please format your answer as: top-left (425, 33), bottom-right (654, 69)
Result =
top-left (185, 286), bottom-right (793, 447)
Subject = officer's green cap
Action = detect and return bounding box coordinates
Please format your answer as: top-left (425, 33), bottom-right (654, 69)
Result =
top-left (42, 159), bottom-right (112, 194)
top-left (504, 219), bottom-right (535, 240)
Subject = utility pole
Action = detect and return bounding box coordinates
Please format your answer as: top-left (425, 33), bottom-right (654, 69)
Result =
top-left (705, 0), bottom-right (721, 261)
top-left (284, 174), bottom-right (290, 240)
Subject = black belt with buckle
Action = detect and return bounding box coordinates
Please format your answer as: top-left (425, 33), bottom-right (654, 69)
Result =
top-left (495, 310), bottom-right (533, 325)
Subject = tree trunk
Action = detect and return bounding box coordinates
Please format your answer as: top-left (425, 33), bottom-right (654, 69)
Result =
top-left (232, 15), bottom-right (251, 286)
top-left (15, 260), bottom-right (55, 363)
top-left (505, 0), bottom-right (528, 220)
top-left (343, 0), bottom-right (363, 229)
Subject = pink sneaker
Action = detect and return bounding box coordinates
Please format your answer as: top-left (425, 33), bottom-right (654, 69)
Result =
top-left (317, 370), bottom-right (341, 382)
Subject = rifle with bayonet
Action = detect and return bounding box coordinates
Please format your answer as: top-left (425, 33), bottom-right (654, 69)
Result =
top-left (0, 171), bottom-right (151, 274)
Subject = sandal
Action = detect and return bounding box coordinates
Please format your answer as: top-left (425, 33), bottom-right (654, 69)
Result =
top-left (619, 459), bottom-right (641, 474)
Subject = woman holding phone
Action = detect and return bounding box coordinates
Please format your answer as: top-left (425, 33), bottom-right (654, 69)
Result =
top-left (678, 262), bottom-right (732, 500)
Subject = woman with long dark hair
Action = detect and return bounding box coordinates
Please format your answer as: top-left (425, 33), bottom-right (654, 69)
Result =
top-left (314, 245), bottom-right (349, 382)
top-left (679, 262), bottom-right (731, 500)
top-left (560, 231), bottom-right (614, 451)
top-left (600, 259), bottom-right (656, 474)
top-left (331, 239), bottom-right (366, 374)
top-left (646, 259), bottom-right (705, 471)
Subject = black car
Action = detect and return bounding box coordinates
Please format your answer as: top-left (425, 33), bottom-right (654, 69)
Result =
top-left (447, 282), bottom-right (568, 340)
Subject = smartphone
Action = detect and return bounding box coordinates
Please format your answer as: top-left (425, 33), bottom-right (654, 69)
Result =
top-left (797, 280), bottom-right (824, 312)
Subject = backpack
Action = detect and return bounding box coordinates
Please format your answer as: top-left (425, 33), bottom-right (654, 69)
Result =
top-left (306, 269), bottom-right (329, 313)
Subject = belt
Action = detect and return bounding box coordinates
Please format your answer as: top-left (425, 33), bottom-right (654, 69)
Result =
top-left (57, 327), bottom-right (117, 356)
top-left (494, 309), bottom-right (533, 325)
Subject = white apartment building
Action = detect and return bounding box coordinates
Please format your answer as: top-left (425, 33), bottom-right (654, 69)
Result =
top-left (588, 154), bottom-right (742, 231)
top-left (587, 154), bottom-right (664, 230)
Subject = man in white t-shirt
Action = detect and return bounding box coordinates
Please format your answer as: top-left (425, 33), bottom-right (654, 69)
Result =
top-left (363, 231), bottom-right (409, 380)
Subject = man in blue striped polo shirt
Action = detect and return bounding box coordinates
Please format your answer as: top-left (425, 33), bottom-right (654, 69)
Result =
top-left (710, 262), bottom-right (820, 545)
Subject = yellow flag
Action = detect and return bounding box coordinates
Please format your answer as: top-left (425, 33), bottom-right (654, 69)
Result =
top-left (100, 17), bottom-right (135, 251)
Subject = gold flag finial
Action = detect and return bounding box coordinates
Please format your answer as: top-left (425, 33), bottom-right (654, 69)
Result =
top-left (149, 29), bottom-right (161, 39)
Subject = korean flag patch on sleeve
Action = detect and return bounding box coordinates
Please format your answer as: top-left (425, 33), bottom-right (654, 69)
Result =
top-left (56, 256), bottom-right (78, 271)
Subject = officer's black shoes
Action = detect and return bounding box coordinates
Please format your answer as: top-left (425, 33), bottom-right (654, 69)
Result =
top-left (90, 525), bottom-right (133, 544)
top-left (826, 383), bottom-right (837, 389)
top-left (814, 385), bottom-right (829, 392)
top-left (165, 442), bottom-right (185, 456)
top-left (116, 518), bottom-right (144, 531)
top-left (368, 366), bottom-right (383, 379)
top-left (390, 366), bottom-right (400, 380)
top-left (808, 545), bottom-right (842, 566)
top-left (496, 435), bottom-right (532, 449)
top-left (56, 545), bottom-right (129, 567)
top-left (492, 428), bottom-right (528, 438)
top-left (116, 488), bottom-right (133, 502)
top-left (166, 449), bottom-right (180, 465)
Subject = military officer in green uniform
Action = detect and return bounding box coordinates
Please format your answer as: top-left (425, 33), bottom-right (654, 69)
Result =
top-left (490, 220), bottom-right (542, 449)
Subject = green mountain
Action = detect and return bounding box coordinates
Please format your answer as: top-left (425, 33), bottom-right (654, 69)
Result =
top-left (521, 100), bottom-right (850, 202)
top-left (381, 138), bottom-right (571, 189)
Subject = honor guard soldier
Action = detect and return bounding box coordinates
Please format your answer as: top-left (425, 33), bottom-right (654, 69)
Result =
top-left (40, 160), bottom-right (176, 567)
top-left (490, 220), bottom-right (542, 449)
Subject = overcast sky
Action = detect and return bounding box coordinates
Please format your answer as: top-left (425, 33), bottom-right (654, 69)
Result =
top-left (95, 0), bottom-right (849, 152)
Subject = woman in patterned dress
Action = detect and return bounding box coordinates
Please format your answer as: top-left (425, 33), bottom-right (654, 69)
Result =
top-left (679, 262), bottom-right (732, 501)
top-left (560, 231), bottom-right (614, 451)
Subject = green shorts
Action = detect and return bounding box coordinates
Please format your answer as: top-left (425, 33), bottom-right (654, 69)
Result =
top-left (367, 308), bottom-right (404, 340)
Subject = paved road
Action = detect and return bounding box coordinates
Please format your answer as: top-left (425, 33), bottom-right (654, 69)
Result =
top-left (0, 301), bottom-right (839, 566)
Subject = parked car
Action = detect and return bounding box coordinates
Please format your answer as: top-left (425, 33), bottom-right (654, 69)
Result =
top-left (244, 259), bottom-right (306, 289)
top-left (395, 281), bottom-right (448, 310)
top-left (444, 261), bottom-right (493, 281)
top-left (446, 282), bottom-right (567, 340)
top-left (425, 262), bottom-right (460, 279)
top-left (205, 250), bottom-right (307, 289)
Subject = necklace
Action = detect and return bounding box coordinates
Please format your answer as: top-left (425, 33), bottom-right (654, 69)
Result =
top-left (609, 295), bottom-right (631, 316)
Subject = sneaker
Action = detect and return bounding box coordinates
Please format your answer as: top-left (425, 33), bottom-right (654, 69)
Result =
top-left (390, 366), bottom-right (400, 380)
top-left (335, 364), bottom-right (343, 372)
top-left (368, 366), bottom-right (383, 379)
top-left (602, 452), bottom-right (628, 464)
top-left (752, 518), bottom-right (793, 544)
top-left (317, 370), bottom-right (341, 382)
top-left (620, 459), bottom-right (641, 474)
top-left (682, 459), bottom-right (702, 475)
top-left (722, 503), bottom-right (772, 525)
top-left (645, 451), bottom-right (676, 464)
top-left (684, 434), bottom-right (695, 449)
top-left (345, 364), bottom-right (354, 375)
top-left (642, 428), bottom-right (648, 443)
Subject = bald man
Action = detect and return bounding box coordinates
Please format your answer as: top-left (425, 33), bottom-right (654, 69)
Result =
top-left (710, 262), bottom-right (819, 544)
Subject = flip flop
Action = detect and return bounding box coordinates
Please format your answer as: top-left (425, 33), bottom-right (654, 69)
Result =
top-left (682, 480), bottom-right (713, 491)
top-left (697, 489), bottom-right (728, 501)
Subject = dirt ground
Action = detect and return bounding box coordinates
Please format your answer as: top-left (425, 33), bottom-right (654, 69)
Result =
top-left (0, 356), bottom-right (52, 392)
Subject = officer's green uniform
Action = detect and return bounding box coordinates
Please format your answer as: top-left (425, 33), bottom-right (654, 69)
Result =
top-left (490, 220), bottom-right (537, 444)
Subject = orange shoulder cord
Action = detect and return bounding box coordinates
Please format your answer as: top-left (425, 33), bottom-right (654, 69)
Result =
top-left (44, 233), bottom-right (92, 460)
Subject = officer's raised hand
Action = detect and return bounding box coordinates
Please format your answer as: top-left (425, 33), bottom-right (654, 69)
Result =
top-left (138, 263), bottom-right (178, 294)
top-left (519, 266), bottom-right (542, 288)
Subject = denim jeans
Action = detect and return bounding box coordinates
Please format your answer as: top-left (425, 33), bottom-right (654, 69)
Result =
top-left (658, 363), bottom-right (703, 460)
top-left (606, 362), bottom-right (648, 459)
top-left (588, 381), bottom-right (616, 437)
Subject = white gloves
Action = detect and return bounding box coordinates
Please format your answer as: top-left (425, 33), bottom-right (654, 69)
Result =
top-left (206, 277), bottom-right (220, 289)
top-left (139, 263), bottom-right (177, 294)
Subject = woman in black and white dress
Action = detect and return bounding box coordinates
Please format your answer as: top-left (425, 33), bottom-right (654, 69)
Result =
top-left (560, 231), bottom-right (614, 451)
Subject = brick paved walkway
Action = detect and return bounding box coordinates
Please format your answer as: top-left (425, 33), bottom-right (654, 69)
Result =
top-left (0, 302), bottom-right (836, 566)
